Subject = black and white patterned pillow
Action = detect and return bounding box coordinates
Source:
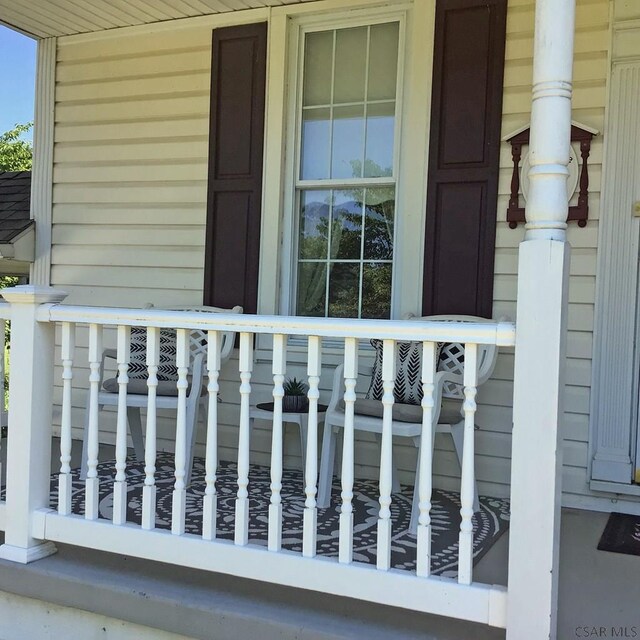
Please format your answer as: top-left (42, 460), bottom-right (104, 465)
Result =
top-left (128, 327), bottom-right (179, 381)
top-left (365, 339), bottom-right (444, 405)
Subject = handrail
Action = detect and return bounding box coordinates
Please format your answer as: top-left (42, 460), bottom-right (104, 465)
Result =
top-left (40, 304), bottom-right (516, 347)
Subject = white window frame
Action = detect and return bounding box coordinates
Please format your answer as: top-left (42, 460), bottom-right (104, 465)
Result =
top-left (255, 0), bottom-right (435, 360)
top-left (285, 15), bottom-right (405, 320)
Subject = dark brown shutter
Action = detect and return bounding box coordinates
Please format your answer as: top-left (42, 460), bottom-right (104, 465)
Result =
top-left (203, 23), bottom-right (267, 313)
top-left (422, 0), bottom-right (507, 318)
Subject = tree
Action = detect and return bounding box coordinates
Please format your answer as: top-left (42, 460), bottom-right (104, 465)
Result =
top-left (0, 123), bottom-right (33, 171)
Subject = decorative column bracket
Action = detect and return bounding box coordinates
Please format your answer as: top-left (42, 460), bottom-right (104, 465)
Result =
top-left (504, 122), bottom-right (597, 229)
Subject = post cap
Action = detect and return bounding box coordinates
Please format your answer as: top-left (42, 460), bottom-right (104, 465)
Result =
top-left (1, 285), bottom-right (68, 305)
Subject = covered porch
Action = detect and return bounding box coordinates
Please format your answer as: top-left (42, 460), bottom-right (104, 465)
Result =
top-left (0, 0), bottom-right (618, 638)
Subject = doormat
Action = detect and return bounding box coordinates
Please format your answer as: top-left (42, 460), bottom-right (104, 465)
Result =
top-left (597, 512), bottom-right (640, 556)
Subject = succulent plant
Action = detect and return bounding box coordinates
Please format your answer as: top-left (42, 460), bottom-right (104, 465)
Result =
top-left (283, 376), bottom-right (308, 396)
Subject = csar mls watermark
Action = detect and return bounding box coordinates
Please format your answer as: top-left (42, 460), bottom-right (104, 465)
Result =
top-left (574, 627), bottom-right (638, 638)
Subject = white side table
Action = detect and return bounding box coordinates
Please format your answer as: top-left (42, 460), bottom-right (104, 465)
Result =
top-left (249, 402), bottom-right (328, 474)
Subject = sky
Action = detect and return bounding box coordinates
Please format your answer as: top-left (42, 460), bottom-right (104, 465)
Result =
top-left (0, 25), bottom-right (36, 139)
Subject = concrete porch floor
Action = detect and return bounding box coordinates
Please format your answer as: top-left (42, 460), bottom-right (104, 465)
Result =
top-left (0, 438), bottom-right (639, 638)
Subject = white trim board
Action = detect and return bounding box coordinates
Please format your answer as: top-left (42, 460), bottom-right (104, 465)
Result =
top-left (30, 37), bottom-right (56, 286)
top-left (589, 59), bottom-right (640, 485)
top-left (35, 510), bottom-right (508, 628)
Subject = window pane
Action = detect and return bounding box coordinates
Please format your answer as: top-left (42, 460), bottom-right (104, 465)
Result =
top-left (331, 189), bottom-right (363, 260)
top-left (333, 27), bottom-right (367, 104)
top-left (328, 263), bottom-right (360, 318)
top-left (365, 102), bottom-right (395, 177)
top-left (331, 104), bottom-right (364, 179)
top-left (301, 107), bottom-right (330, 180)
top-left (303, 31), bottom-right (333, 107)
top-left (297, 262), bottom-right (327, 316)
top-left (364, 187), bottom-right (394, 260)
top-left (362, 263), bottom-right (392, 319)
top-left (368, 22), bottom-right (399, 101)
top-left (299, 190), bottom-right (331, 259)
top-left (294, 22), bottom-right (398, 319)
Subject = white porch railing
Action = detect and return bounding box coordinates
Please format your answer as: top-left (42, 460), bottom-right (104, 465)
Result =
top-left (0, 286), bottom-right (516, 628)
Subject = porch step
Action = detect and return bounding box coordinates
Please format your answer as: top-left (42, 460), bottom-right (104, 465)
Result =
top-left (0, 540), bottom-right (505, 640)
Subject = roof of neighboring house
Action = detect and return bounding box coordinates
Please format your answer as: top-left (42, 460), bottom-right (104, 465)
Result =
top-left (0, 171), bottom-right (34, 244)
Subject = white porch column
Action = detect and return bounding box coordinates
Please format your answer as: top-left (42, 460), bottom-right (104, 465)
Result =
top-left (507, 1), bottom-right (575, 639)
top-left (0, 286), bottom-right (67, 563)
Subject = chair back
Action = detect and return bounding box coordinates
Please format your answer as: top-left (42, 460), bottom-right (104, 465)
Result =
top-left (405, 314), bottom-right (500, 400)
top-left (173, 305), bottom-right (243, 365)
top-left (146, 304), bottom-right (243, 366)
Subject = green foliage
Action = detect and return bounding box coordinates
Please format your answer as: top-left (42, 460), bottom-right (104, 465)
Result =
top-left (0, 276), bottom-right (17, 343)
top-left (283, 377), bottom-right (308, 396)
top-left (0, 276), bottom-right (19, 289)
top-left (0, 123), bottom-right (33, 171)
top-left (297, 186), bottom-right (395, 319)
top-left (0, 276), bottom-right (19, 412)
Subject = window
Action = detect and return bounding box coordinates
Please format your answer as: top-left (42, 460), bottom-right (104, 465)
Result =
top-left (293, 21), bottom-right (400, 319)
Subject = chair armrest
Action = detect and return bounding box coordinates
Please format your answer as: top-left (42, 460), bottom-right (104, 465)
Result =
top-left (188, 353), bottom-right (205, 400)
top-left (219, 306), bottom-right (243, 363)
top-left (326, 363), bottom-right (344, 414)
top-left (438, 369), bottom-right (463, 387)
top-left (99, 348), bottom-right (118, 386)
top-left (326, 361), bottom-right (375, 412)
top-left (433, 370), bottom-right (463, 423)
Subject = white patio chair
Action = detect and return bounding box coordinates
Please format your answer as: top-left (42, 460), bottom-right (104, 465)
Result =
top-left (80, 305), bottom-right (242, 485)
top-left (317, 315), bottom-right (501, 531)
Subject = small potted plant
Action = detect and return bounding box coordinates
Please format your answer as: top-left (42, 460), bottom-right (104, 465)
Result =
top-left (282, 376), bottom-right (309, 412)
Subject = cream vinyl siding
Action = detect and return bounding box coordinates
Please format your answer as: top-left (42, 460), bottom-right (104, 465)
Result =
top-left (50, 0), bottom-right (611, 503)
top-left (52, 23), bottom-right (212, 310)
top-left (52, 23), bottom-right (220, 453)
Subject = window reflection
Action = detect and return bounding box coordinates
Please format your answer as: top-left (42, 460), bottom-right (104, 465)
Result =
top-left (297, 187), bottom-right (395, 319)
top-left (301, 108), bottom-right (330, 180)
top-left (331, 105), bottom-right (365, 179)
top-left (331, 190), bottom-right (363, 260)
top-left (296, 22), bottom-right (399, 319)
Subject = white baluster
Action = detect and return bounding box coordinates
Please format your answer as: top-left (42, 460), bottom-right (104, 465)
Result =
top-left (416, 341), bottom-right (436, 578)
top-left (303, 336), bottom-right (321, 558)
top-left (85, 323), bottom-right (102, 520)
top-left (235, 332), bottom-right (253, 546)
top-left (377, 339), bottom-right (395, 570)
top-left (339, 337), bottom-right (358, 564)
top-left (203, 330), bottom-right (221, 541)
top-left (171, 328), bottom-right (190, 535)
top-left (142, 326), bottom-right (160, 530)
top-left (58, 322), bottom-right (75, 515)
top-left (268, 334), bottom-right (286, 551)
top-left (112, 325), bottom-right (130, 525)
top-left (458, 343), bottom-right (478, 585)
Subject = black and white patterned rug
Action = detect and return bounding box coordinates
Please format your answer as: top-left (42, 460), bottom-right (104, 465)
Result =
top-left (48, 453), bottom-right (510, 577)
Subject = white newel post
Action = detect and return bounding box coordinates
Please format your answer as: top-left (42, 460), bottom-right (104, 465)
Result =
top-left (0, 285), bottom-right (67, 563)
top-left (506, 1), bottom-right (575, 639)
